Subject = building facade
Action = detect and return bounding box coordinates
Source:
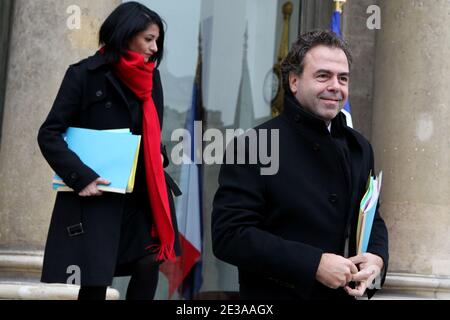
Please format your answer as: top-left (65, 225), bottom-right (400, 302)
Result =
top-left (0, 0), bottom-right (449, 299)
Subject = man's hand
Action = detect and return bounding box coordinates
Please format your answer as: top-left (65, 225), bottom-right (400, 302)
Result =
top-left (316, 253), bottom-right (358, 289)
top-left (344, 253), bottom-right (384, 297)
top-left (78, 177), bottom-right (110, 197)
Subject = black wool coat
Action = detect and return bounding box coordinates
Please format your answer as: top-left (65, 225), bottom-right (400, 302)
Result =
top-left (212, 94), bottom-right (389, 300)
top-left (38, 52), bottom-right (180, 286)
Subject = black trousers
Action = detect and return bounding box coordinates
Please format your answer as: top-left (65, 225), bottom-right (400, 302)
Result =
top-left (78, 254), bottom-right (160, 300)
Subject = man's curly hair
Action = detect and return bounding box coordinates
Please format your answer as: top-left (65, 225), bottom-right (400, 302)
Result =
top-left (280, 30), bottom-right (353, 93)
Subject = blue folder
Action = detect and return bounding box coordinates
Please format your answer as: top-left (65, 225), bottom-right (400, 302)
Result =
top-left (52, 127), bottom-right (141, 194)
top-left (357, 172), bottom-right (383, 254)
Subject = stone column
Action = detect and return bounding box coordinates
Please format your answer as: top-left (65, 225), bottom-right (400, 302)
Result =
top-left (342, 0), bottom-right (378, 141)
top-left (371, 0), bottom-right (450, 299)
top-left (0, 0), bottom-right (121, 299)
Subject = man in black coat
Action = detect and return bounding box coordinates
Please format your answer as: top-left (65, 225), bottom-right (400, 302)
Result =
top-left (212, 30), bottom-right (388, 300)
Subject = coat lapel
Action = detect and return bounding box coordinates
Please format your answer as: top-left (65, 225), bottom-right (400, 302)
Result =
top-left (86, 51), bottom-right (162, 129)
top-left (87, 52), bottom-right (133, 118)
top-left (347, 134), bottom-right (364, 210)
top-left (105, 71), bottom-right (131, 111)
top-left (342, 126), bottom-right (366, 255)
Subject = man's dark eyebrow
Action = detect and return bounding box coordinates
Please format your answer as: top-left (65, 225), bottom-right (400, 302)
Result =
top-left (314, 69), bottom-right (331, 75)
top-left (314, 69), bottom-right (350, 76)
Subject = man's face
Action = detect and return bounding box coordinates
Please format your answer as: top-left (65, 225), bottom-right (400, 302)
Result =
top-left (289, 45), bottom-right (350, 123)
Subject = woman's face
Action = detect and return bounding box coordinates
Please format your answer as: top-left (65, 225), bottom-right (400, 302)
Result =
top-left (128, 23), bottom-right (160, 62)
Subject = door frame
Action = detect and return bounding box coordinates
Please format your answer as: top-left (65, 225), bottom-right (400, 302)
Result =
top-left (0, 0), bottom-right (14, 147)
top-left (298, 0), bottom-right (334, 34)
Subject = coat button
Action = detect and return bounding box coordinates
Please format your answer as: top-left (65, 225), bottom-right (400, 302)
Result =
top-left (313, 143), bottom-right (320, 151)
top-left (70, 172), bottom-right (78, 180)
top-left (294, 115), bottom-right (301, 123)
top-left (96, 90), bottom-right (103, 97)
top-left (329, 193), bottom-right (338, 203)
top-left (105, 101), bottom-right (112, 109)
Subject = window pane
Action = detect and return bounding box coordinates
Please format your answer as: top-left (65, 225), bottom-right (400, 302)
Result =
top-left (129, 0), bottom-right (300, 299)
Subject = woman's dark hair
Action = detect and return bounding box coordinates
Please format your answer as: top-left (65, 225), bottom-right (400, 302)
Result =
top-left (99, 1), bottom-right (165, 66)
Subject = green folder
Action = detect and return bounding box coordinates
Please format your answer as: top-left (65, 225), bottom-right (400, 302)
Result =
top-left (52, 127), bottom-right (141, 194)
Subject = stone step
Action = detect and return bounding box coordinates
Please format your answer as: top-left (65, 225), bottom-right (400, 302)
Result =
top-left (0, 282), bottom-right (119, 300)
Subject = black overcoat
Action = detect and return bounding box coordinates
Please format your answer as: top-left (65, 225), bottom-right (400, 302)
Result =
top-left (212, 94), bottom-right (389, 300)
top-left (38, 52), bottom-right (180, 286)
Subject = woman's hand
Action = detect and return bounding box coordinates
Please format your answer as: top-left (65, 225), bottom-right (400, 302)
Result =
top-left (78, 177), bottom-right (110, 197)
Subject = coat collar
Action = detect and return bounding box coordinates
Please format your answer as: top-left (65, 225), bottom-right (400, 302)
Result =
top-left (84, 51), bottom-right (162, 126)
top-left (282, 93), bottom-right (349, 135)
top-left (84, 51), bottom-right (133, 117)
top-left (87, 51), bottom-right (109, 71)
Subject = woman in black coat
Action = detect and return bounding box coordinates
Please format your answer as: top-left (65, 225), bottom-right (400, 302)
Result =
top-left (37, 2), bottom-right (180, 300)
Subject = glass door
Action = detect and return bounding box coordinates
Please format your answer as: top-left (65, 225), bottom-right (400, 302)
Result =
top-left (115, 0), bottom-right (301, 300)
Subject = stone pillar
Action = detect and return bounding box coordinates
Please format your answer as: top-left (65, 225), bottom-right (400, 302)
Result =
top-left (343, 0), bottom-right (378, 141)
top-left (0, 0), bottom-right (121, 299)
top-left (371, 0), bottom-right (450, 299)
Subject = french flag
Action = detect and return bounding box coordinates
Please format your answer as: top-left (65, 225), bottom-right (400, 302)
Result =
top-left (160, 49), bottom-right (204, 300)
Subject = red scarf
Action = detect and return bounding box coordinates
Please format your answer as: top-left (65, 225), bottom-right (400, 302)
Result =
top-left (102, 48), bottom-right (175, 262)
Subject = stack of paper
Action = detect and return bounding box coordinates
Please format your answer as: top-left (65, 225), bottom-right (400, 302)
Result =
top-left (356, 171), bottom-right (383, 254)
top-left (52, 127), bottom-right (141, 194)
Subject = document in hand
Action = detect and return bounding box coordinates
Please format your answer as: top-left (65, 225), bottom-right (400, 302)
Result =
top-left (52, 127), bottom-right (141, 194)
top-left (356, 171), bottom-right (383, 254)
